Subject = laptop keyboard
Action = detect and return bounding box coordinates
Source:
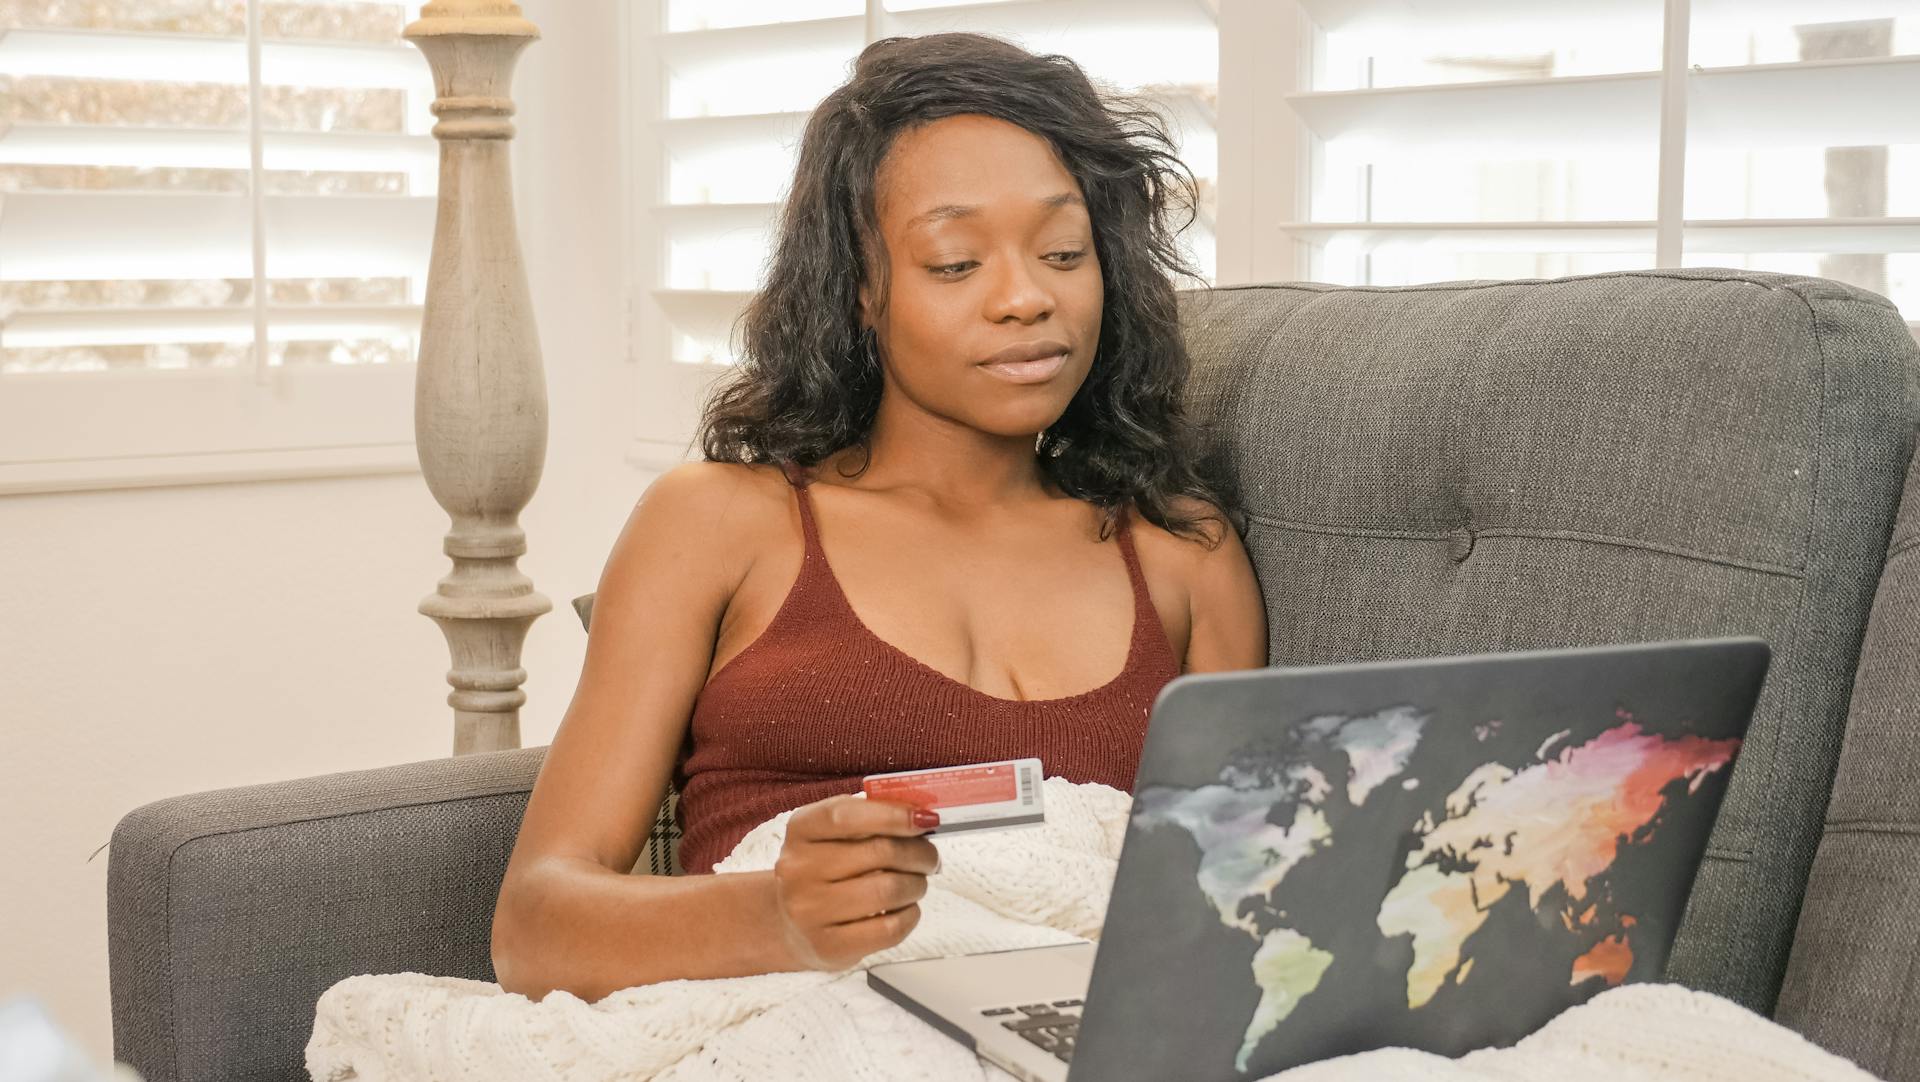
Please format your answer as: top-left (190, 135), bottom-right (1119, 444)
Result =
top-left (979, 999), bottom-right (1083, 1062)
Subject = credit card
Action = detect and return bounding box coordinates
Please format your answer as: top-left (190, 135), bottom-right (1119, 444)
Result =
top-left (861, 758), bottom-right (1044, 834)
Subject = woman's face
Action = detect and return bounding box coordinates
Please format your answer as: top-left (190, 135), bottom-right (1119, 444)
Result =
top-left (859, 114), bottom-right (1104, 440)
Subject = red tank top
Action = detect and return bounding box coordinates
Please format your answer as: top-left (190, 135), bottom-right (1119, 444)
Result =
top-left (674, 461), bottom-right (1184, 873)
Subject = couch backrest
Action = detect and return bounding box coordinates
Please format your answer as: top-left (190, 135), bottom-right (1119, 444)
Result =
top-left (1775, 422), bottom-right (1920, 1078)
top-left (1174, 268), bottom-right (1919, 1019)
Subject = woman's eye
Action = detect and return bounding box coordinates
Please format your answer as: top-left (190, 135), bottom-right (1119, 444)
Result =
top-left (929, 252), bottom-right (1087, 278)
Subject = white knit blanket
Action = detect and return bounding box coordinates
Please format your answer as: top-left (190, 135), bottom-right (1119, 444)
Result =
top-left (307, 780), bottom-right (1877, 1082)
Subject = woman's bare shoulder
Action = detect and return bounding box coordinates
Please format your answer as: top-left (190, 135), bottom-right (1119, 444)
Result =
top-left (1130, 495), bottom-right (1266, 670)
top-left (610, 460), bottom-right (797, 598)
top-left (636, 460), bottom-right (792, 534)
top-left (1128, 495), bottom-right (1236, 562)
top-left (643, 458), bottom-right (787, 502)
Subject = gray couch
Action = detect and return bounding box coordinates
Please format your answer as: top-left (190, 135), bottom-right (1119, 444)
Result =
top-left (109, 268), bottom-right (1920, 1081)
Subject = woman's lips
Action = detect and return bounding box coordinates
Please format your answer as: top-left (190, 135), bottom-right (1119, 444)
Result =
top-left (980, 351), bottom-right (1067, 384)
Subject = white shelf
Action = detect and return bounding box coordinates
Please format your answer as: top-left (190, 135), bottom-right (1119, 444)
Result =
top-left (1299, 0), bottom-right (1913, 34)
top-left (1282, 217), bottom-right (1920, 254)
top-left (656, 14), bottom-right (863, 76)
top-left (890, 0), bottom-right (1217, 89)
top-left (0, 192), bottom-right (434, 280)
top-left (892, 0), bottom-right (1217, 35)
top-left (0, 362), bottom-right (416, 472)
top-left (1284, 220), bottom-right (1656, 253)
top-left (0, 27), bottom-right (428, 90)
top-left (1690, 56), bottom-right (1920, 149)
top-left (657, 15), bottom-right (864, 121)
top-left (666, 2), bottom-right (863, 33)
top-left (0, 441), bottom-right (419, 497)
top-left (1301, 0), bottom-right (1643, 32)
top-left (1685, 217), bottom-right (1920, 254)
top-left (1286, 55), bottom-right (1920, 158)
top-left (652, 287), bottom-right (755, 304)
top-left (1285, 71), bottom-right (1660, 156)
top-left (651, 289), bottom-right (754, 366)
top-left (654, 202), bottom-right (780, 237)
top-left (0, 123), bottom-right (437, 176)
top-left (659, 10), bottom-right (863, 48)
top-left (893, 0), bottom-right (1215, 13)
top-left (887, 0), bottom-right (1106, 15)
top-left (656, 0), bottom-right (1219, 117)
top-left (3, 304), bottom-right (425, 349)
top-left (652, 288), bottom-right (753, 332)
top-left (657, 111), bottom-right (811, 154)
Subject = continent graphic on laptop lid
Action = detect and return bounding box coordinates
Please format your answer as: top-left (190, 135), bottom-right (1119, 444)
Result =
top-left (1133, 707), bottom-right (1738, 1071)
top-left (1072, 641), bottom-right (1764, 1082)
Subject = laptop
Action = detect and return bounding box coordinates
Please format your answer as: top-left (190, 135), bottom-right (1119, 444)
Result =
top-left (868, 638), bottom-right (1769, 1082)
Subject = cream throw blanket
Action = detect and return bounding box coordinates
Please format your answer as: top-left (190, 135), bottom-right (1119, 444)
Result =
top-left (307, 779), bottom-right (1877, 1082)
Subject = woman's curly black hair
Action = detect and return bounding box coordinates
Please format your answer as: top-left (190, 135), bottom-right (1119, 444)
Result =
top-left (694, 31), bottom-right (1242, 547)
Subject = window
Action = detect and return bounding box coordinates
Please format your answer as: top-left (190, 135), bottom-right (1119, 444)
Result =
top-left (621, 0), bottom-right (1221, 470)
top-left (1232, 0), bottom-right (1919, 333)
top-left (0, 1), bottom-right (435, 493)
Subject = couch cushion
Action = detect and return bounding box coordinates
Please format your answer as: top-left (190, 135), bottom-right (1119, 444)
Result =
top-left (1775, 430), bottom-right (1920, 1081)
top-left (108, 747), bottom-right (546, 1082)
top-left (1175, 267), bottom-right (1919, 1015)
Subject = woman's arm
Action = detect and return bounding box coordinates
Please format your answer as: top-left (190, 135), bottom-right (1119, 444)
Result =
top-left (491, 461), bottom-right (777, 998)
top-left (490, 463), bottom-right (935, 1001)
top-left (1180, 506), bottom-right (1269, 674)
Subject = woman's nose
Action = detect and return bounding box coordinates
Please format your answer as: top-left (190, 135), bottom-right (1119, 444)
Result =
top-left (984, 256), bottom-right (1054, 324)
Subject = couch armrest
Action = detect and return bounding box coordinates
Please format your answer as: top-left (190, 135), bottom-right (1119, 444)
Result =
top-left (107, 745), bottom-right (546, 1082)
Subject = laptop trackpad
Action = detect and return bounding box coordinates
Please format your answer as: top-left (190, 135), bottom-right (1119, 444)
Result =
top-left (871, 942), bottom-right (1096, 1017)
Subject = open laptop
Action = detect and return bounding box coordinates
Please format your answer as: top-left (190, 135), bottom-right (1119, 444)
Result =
top-left (868, 638), bottom-right (1769, 1082)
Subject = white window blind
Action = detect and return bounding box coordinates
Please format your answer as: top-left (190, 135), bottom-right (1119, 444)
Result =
top-left (1251, 0), bottom-right (1919, 331)
top-left (0, 0), bottom-right (436, 493)
top-left (625, 0), bottom-right (1220, 442)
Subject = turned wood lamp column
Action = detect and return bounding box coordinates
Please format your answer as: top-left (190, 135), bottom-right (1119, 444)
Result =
top-left (404, 1), bottom-right (551, 754)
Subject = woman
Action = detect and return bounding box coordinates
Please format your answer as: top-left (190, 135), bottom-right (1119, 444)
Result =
top-left (491, 32), bottom-right (1267, 1001)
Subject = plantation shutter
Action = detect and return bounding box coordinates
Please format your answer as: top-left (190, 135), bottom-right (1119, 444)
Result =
top-left (0, 1), bottom-right (436, 491)
top-left (1260, 0), bottom-right (1917, 331)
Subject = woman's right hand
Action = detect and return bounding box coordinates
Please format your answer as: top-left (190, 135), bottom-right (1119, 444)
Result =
top-left (771, 795), bottom-right (942, 972)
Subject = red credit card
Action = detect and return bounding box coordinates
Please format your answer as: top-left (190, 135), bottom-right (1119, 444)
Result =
top-left (861, 758), bottom-right (1044, 834)
top-left (864, 762), bottom-right (1018, 808)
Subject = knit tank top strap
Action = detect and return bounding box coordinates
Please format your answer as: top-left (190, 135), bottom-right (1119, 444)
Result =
top-left (779, 460), bottom-right (824, 551)
top-left (1113, 504), bottom-right (1172, 666)
top-left (1112, 502), bottom-right (1148, 600)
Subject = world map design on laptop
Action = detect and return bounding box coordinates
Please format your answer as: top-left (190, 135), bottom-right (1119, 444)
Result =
top-left (1133, 707), bottom-right (1742, 1072)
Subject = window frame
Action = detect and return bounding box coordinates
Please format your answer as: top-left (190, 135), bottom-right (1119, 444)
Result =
top-left (0, 5), bottom-right (433, 496)
top-left (1227, 0), bottom-right (1920, 330)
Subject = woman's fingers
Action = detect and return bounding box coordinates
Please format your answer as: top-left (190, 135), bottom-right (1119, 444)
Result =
top-left (824, 901), bottom-right (924, 959)
top-left (773, 794), bottom-right (942, 969)
top-left (788, 794), bottom-right (937, 843)
top-left (828, 869), bottom-right (930, 923)
top-left (783, 868), bottom-right (929, 927)
top-left (812, 834), bottom-right (941, 881)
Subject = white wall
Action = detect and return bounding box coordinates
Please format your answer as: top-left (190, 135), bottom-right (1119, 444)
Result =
top-left (0, 0), bottom-right (675, 1066)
